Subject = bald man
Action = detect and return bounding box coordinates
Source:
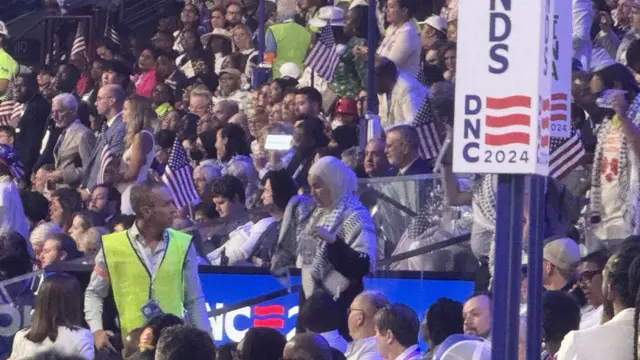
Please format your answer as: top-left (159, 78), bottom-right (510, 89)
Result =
top-left (82, 84), bottom-right (127, 192)
top-left (346, 291), bottom-right (390, 360)
top-left (284, 333), bottom-right (332, 360)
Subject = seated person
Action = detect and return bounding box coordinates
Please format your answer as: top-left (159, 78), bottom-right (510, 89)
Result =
top-left (202, 175), bottom-right (250, 254)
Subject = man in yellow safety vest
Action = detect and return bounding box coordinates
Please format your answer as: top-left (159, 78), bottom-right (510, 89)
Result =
top-left (84, 181), bottom-right (211, 351)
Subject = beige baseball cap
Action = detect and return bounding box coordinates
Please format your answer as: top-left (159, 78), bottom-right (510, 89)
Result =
top-left (543, 237), bottom-right (581, 271)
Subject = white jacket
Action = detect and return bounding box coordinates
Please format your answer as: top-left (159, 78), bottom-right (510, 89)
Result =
top-left (378, 71), bottom-right (428, 129)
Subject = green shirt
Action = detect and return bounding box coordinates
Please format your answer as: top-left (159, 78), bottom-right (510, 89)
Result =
top-left (328, 37), bottom-right (368, 99)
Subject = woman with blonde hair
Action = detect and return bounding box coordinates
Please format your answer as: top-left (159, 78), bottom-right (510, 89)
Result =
top-left (110, 95), bottom-right (157, 215)
top-left (231, 24), bottom-right (259, 78)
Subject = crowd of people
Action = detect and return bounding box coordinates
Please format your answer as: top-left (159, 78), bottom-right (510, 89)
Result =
top-left (3, 0), bottom-right (640, 358)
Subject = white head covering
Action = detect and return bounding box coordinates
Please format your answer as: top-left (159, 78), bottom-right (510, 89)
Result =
top-left (435, 335), bottom-right (491, 360)
top-left (308, 156), bottom-right (358, 206)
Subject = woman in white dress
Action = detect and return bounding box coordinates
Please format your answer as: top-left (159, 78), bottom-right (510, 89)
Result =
top-left (111, 95), bottom-right (156, 215)
top-left (10, 274), bottom-right (94, 360)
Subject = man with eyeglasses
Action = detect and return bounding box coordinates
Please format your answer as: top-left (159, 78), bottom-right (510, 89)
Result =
top-left (214, 68), bottom-right (251, 112)
top-left (81, 84), bottom-right (126, 193)
top-left (346, 291), bottom-right (389, 360)
top-left (577, 250), bottom-right (609, 329)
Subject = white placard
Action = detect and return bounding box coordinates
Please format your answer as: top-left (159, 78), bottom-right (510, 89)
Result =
top-left (549, 0), bottom-right (573, 138)
top-left (453, 0), bottom-right (554, 175)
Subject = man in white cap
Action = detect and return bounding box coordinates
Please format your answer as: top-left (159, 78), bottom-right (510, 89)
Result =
top-left (0, 21), bottom-right (18, 101)
top-left (542, 236), bottom-right (581, 291)
top-left (418, 15), bottom-right (447, 52)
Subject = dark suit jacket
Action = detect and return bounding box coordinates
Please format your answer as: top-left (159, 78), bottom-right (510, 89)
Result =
top-left (398, 157), bottom-right (433, 176)
top-left (14, 94), bottom-right (50, 181)
top-left (82, 114), bottom-right (126, 190)
top-left (32, 118), bottom-right (63, 174)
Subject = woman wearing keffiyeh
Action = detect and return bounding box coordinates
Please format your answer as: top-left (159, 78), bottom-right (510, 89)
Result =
top-left (589, 63), bottom-right (640, 248)
top-left (271, 156), bottom-right (376, 337)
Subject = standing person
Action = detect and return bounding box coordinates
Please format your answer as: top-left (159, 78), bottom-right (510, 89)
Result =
top-left (265, 18), bottom-right (312, 79)
top-left (272, 156), bottom-right (376, 337)
top-left (134, 48), bottom-right (158, 99)
top-left (0, 21), bottom-right (18, 100)
top-left (46, 93), bottom-right (95, 188)
top-left (13, 72), bottom-right (51, 184)
top-left (374, 58), bottom-right (427, 129)
top-left (109, 95), bottom-right (156, 215)
top-left (556, 241), bottom-right (640, 360)
top-left (329, 5), bottom-right (374, 99)
top-left (82, 84), bottom-right (127, 192)
top-left (373, 303), bottom-right (421, 360)
top-left (0, 145), bottom-right (30, 241)
top-left (346, 291), bottom-right (390, 360)
top-left (84, 181), bottom-right (212, 351)
top-left (588, 64), bottom-right (640, 247)
top-left (10, 274), bottom-right (94, 360)
top-left (353, 0), bottom-right (421, 76)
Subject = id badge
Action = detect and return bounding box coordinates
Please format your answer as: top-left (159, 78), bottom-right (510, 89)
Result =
top-left (140, 299), bottom-right (164, 321)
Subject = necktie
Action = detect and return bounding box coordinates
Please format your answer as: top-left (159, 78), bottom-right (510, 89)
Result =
top-left (95, 123), bottom-right (108, 153)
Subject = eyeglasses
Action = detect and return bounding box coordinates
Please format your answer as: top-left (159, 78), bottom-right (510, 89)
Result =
top-left (347, 308), bottom-right (365, 316)
top-left (578, 269), bottom-right (603, 284)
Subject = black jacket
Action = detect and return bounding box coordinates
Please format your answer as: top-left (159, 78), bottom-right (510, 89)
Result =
top-left (397, 157), bottom-right (433, 176)
top-left (14, 94), bottom-right (51, 180)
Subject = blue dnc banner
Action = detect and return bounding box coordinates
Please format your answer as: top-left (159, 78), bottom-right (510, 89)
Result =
top-left (199, 272), bottom-right (474, 345)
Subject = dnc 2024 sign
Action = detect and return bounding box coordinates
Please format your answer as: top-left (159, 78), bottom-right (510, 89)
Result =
top-left (453, 0), bottom-right (572, 175)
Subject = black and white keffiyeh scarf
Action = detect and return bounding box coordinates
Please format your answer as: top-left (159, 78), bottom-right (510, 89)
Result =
top-left (590, 94), bottom-right (640, 236)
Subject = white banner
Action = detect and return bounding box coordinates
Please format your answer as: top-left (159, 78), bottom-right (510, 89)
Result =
top-left (453, 0), bottom-right (554, 175)
top-left (549, 0), bottom-right (573, 138)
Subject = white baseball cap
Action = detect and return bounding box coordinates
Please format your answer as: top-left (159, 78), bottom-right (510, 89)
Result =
top-left (418, 15), bottom-right (448, 34)
top-left (0, 21), bottom-right (9, 38)
top-left (279, 62), bottom-right (301, 79)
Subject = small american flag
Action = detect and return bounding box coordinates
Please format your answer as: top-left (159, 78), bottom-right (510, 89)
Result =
top-left (304, 25), bottom-right (340, 82)
top-left (162, 138), bottom-right (200, 209)
top-left (97, 145), bottom-right (114, 185)
top-left (105, 13), bottom-right (120, 46)
top-left (549, 127), bottom-right (586, 179)
top-left (0, 78), bottom-right (23, 126)
top-left (412, 95), bottom-right (442, 160)
top-left (71, 22), bottom-right (87, 58)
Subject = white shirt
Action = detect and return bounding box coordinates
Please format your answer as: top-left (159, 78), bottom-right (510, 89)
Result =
top-left (398, 157), bottom-right (419, 176)
top-left (557, 307), bottom-right (635, 360)
top-left (207, 217), bottom-right (276, 265)
top-left (377, 21), bottom-right (421, 76)
top-left (10, 326), bottom-right (95, 360)
top-left (0, 176), bottom-right (30, 246)
top-left (346, 337), bottom-right (383, 360)
top-left (579, 305), bottom-right (603, 330)
top-left (321, 330), bottom-right (349, 353)
top-left (377, 71), bottom-right (428, 129)
top-left (393, 345), bottom-right (421, 360)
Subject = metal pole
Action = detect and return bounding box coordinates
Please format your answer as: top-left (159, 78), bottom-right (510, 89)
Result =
top-left (491, 174), bottom-right (524, 360)
top-left (526, 175), bottom-right (544, 360)
top-left (366, 0), bottom-right (378, 115)
top-left (257, 0), bottom-right (265, 63)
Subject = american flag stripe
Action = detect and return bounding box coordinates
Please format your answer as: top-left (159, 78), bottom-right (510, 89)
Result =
top-left (412, 95), bottom-right (442, 159)
top-left (106, 25), bottom-right (120, 46)
top-left (97, 145), bottom-right (114, 185)
top-left (0, 78), bottom-right (18, 126)
top-left (304, 25), bottom-right (340, 82)
top-left (549, 130), bottom-right (585, 179)
top-left (161, 138), bottom-right (200, 208)
top-left (71, 23), bottom-right (87, 58)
